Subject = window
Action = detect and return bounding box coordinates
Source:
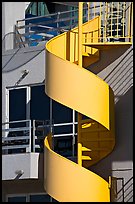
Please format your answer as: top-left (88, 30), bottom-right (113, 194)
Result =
top-left (7, 195), bottom-right (26, 202)
top-left (30, 85), bottom-right (50, 120)
top-left (9, 88), bottom-right (26, 121)
top-left (7, 193), bottom-right (58, 202)
top-left (30, 194), bottom-right (50, 202)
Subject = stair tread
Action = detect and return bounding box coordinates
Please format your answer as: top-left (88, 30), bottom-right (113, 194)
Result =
top-left (82, 52), bottom-right (99, 57)
top-left (82, 155), bottom-right (92, 160)
top-left (83, 42), bottom-right (131, 50)
top-left (82, 147), bottom-right (91, 151)
top-left (82, 52), bottom-right (90, 57)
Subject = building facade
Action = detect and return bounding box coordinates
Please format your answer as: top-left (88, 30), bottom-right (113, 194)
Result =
top-left (2, 2), bottom-right (133, 202)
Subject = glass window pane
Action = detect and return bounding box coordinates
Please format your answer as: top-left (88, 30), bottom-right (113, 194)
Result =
top-left (53, 100), bottom-right (72, 123)
top-left (8, 196), bottom-right (26, 202)
top-left (30, 194), bottom-right (51, 202)
top-left (54, 136), bottom-right (73, 157)
top-left (30, 85), bottom-right (50, 120)
top-left (9, 88), bottom-right (26, 121)
top-left (31, 2), bottom-right (37, 15)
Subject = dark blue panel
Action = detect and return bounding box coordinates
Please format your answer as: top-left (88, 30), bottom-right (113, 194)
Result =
top-left (30, 85), bottom-right (50, 120)
top-left (8, 196), bottom-right (26, 202)
top-left (30, 194), bottom-right (51, 202)
top-left (52, 100), bottom-right (72, 124)
top-left (9, 88), bottom-right (26, 121)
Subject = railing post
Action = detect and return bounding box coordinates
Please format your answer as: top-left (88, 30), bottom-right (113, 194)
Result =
top-left (72, 110), bottom-right (75, 157)
top-left (33, 120), bottom-right (35, 152)
top-left (77, 2), bottom-right (83, 166)
top-left (29, 120), bottom-right (31, 152)
top-left (87, 2), bottom-right (90, 21)
top-left (57, 12), bottom-right (60, 35)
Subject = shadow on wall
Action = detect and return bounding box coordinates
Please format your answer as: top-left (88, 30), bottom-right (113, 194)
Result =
top-left (114, 87), bottom-right (133, 161)
top-left (2, 45), bottom-right (45, 73)
top-left (87, 45), bottom-right (132, 75)
top-left (116, 176), bottom-right (133, 202)
top-left (88, 46), bottom-right (133, 180)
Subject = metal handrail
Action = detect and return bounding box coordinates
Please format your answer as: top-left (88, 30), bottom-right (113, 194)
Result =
top-left (2, 120), bottom-right (31, 153)
top-left (2, 119), bottom-right (31, 124)
top-left (17, 8), bottom-right (80, 23)
top-left (15, 6), bottom-right (91, 48)
top-left (2, 119), bottom-right (78, 155)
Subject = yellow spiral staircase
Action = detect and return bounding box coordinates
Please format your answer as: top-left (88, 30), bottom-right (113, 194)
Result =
top-left (44, 3), bottom-right (132, 202)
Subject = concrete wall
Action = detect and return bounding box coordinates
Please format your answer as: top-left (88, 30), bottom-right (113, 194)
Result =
top-left (2, 44), bottom-right (46, 123)
top-left (2, 41), bottom-right (133, 203)
top-left (2, 2), bottom-right (133, 201)
top-left (88, 45), bottom-right (133, 202)
top-left (2, 2), bottom-right (25, 50)
top-left (2, 153), bottom-right (44, 180)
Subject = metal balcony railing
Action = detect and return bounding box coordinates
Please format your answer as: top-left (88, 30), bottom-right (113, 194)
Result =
top-left (3, 2), bottom-right (133, 50)
top-left (86, 2), bottom-right (133, 43)
top-left (2, 119), bottom-right (78, 156)
top-left (14, 7), bottom-right (88, 48)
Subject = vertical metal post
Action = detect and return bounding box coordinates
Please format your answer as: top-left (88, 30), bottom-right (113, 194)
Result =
top-left (100, 2), bottom-right (102, 42)
top-left (50, 98), bottom-right (52, 133)
top-left (117, 2), bottom-right (119, 38)
top-left (111, 2), bottom-right (113, 38)
top-left (128, 2), bottom-right (132, 42)
top-left (5, 88), bottom-right (9, 138)
top-left (102, 2), bottom-right (106, 42)
top-left (78, 2), bottom-right (83, 166)
top-left (87, 2), bottom-right (90, 21)
top-left (26, 86), bottom-right (31, 152)
top-left (29, 120), bottom-right (31, 152)
top-left (78, 2), bottom-right (83, 67)
top-left (33, 120), bottom-right (35, 152)
top-left (50, 98), bottom-right (54, 149)
top-left (26, 86), bottom-right (31, 120)
top-left (26, 194), bottom-right (30, 202)
top-left (50, 197), bottom-right (53, 202)
top-left (105, 2), bottom-right (107, 41)
top-left (123, 2), bottom-right (125, 38)
top-left (122, 178), bottom-right (124, 202)
top-left (72, 110), bottom-right (75, 157)
top-left (131, 2), bottom-right (133, 43)
top-left (57, 12), bottom-right (60, 35)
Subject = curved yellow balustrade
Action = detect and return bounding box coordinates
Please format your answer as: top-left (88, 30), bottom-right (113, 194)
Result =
top-left (44, 135), bottom-right (110, 202)
top-left (44, 17), bottom-right (114, 202)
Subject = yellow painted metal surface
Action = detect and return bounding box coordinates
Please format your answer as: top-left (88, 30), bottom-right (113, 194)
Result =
top-left (44, 135), bottom-right (110, 202)
top-left (45, 50), bottom-right (110, 129)
top-left (44, 2), bottom-right (132, 202)
top-left (45, 17), bottom-right (111, 202)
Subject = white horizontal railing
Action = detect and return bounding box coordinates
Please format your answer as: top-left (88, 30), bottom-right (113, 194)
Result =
top-left (2, 120), bottom-right (31, 153)
top-left (2, 119), bottom-right (78, 156)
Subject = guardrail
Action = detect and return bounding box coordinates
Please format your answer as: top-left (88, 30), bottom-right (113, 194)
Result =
top-left (2, 120), bottom-right (32, 154)
top-left (14, 6), bottom-right (89, 48)
top-left (3, 3), bottom-right (132, 50)
top-left (2, 119), bottom-right (78, 156)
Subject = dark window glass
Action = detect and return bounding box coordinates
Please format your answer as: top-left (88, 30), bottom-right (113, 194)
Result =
top-left (53, 100), bottom-right (72, 123)
top-left (54, 136), bottom-right (72, 157)
top-left (54, 125), bottom-right (72, 135)
top-left (30, 194), bottom-right (51, 202)
top-left (8, 196), bottom-right (26, 202)
top-left (9, 88), bottom-right (26, 121)
top-left (31, 85), bottom-right (50, 120)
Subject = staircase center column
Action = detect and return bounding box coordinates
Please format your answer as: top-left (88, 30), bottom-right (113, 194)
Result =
top-left (77, 2), bottom-right (83, 166)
